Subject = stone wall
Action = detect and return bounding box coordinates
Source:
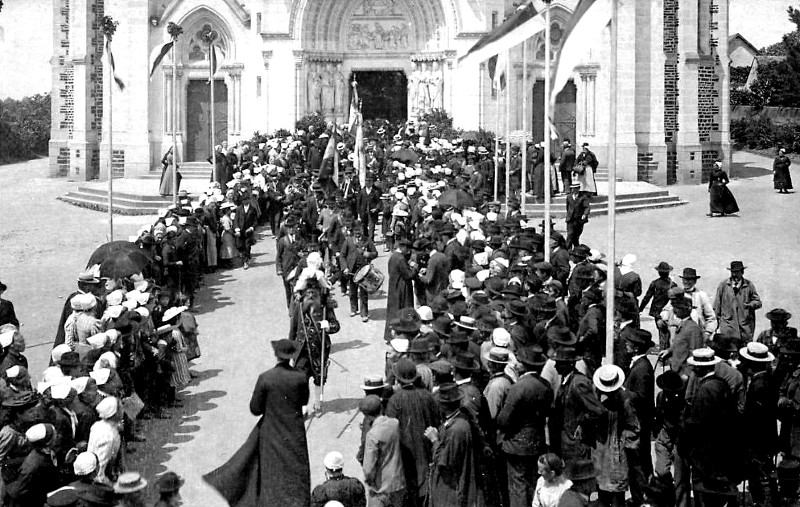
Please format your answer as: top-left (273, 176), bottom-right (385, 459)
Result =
top-left (663, 0), bottom-right (678, 144)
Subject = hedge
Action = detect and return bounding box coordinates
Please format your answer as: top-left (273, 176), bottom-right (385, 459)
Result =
top-left (730, 116), bottom-right (800, 153)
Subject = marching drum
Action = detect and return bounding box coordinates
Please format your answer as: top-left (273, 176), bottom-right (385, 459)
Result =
top-left (353, 264), bottom-right (385, 294)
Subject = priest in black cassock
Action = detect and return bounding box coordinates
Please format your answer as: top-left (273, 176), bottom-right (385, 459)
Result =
top-left (384, 238), bottom-right (417, 341)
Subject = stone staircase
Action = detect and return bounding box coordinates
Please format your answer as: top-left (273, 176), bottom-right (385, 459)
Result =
top-left (593, 168), bottom-right (622, 182)
top-left (139, 161), bottom-right (212, 180)
top-left (521, 183), bottom-right (686, 218)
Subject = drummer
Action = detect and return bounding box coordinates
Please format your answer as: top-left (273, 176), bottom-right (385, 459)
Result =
top-left (339, 223), bottom-right (378, 323)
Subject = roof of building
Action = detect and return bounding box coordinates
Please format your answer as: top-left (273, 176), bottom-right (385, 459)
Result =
top-left (728, 33), bottom-right (760, 56)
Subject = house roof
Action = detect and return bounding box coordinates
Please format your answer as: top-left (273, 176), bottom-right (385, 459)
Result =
top-left (729, 33), bottom-right (759, 56)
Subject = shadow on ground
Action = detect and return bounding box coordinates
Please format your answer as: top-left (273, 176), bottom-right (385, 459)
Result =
top-left (730, 161), bottom-right (772, 179)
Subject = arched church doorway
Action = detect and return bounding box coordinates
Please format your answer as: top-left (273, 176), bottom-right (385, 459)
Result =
top-left (531, 79), bottom-right (576, 149)
top-left (186, 79), bottom-right (228, 162)
top-left (351, 71), bottom-right (408, 123)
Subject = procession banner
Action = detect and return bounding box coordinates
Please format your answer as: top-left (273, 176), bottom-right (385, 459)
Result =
top-left (458, 3), bottom-right (545, 68)
top-left (488, 51), bottom-right (507, 91)
top-left (104, 40), bottom-right (125, 90)
top-left (150, 41), bottom-right (174, 78)
top-left (355, 113), bottom-right (367, 187)
top-left (550, 0), bottom-right (612, 106)
top-left (348, 80), bottom-right (360, 134)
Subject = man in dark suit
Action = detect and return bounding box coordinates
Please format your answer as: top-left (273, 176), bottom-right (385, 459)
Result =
top-left (496, 346), bottom-right (553, 507)
top-left (0, 281), bottom-right (19, 328)
top-left (418, 237), bottom-right (450, 303)
top-left (234, 198), bottom-right (260, 269)
top-left (276, 218), bottom-right (302, 307)
top-left (339, 228), bottom-right (377, 322)
top-left (565, 183), bottom-right (591, 250)
top-left (441, 224), bottom-right (468, 272)
top-left (356, 173), bottom-right (381, 241)
top-left (558, 140), bottom-right (576, 194)
top-left (384, 239), bottom-right (417, 342)
top-left (622, 327), bottom-right (655, 507)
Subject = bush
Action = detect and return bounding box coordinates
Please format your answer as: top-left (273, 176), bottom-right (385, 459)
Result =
top-left (295, 113), bottom-right (328, 135)
top-left (0, 93), bottom-right (51, 164)
top-left (730, 116), bottom-right (800, 153)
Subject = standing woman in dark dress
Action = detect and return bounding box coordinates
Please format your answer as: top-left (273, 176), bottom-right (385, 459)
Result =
top-left (773, 148), bottom-right (793, 194)
top-left (707, 160), bottom-right (739, 217)
top-left (159, 147), bottom-right (182, 197)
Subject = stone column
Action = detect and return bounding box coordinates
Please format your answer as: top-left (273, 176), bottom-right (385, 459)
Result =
top-left (675, 0), bottom-right (703, 184)
top-left (68, 0), bottom-right (97, 181)
top-left (262, 50), bottom-right (272, 132)
top-left (293, 50), bottom-right (304, 125)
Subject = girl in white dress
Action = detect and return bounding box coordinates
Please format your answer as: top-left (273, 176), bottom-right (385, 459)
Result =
top-left (532, 453), bottom-right (573, 507)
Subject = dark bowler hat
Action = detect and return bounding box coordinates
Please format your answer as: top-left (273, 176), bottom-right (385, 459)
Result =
top-left (432, 315), bottom-right (452, 336)
top-left (621, 327), bottom-right (655, 348)
top-left (392, 358), bottom-right (419, 384)
top-left (517, 345), bottom-right (548, 368)
top-left (58, 352), bottom-right (81, 368)
top-left (508, 299), bottom-right (529, 317)
top-left (710, 333), bottom-right (740, 354)
top-left (450, 301), bottom-right (468, 319)
top-left (452, 352), bottom-right (481, 372)
top-left (435, 382), bottom-right (464, 404)
top-left (429, 359), bottom-right (454, 378)
top-left (501, 284), bottom-right (525, 299)
top-left (655, 370), bottom-right (685, 392)
top-left (447, 328), bottom-right (470, 345)
top-left (1, 391), bottom-right (39, 409)
top-left (727, 260), bottom-right (746, 272)
top-left (547, 326), bottom-right (578, 347)
top-left (408, 337), bottom-right (434, 354)
top-left (271, 339), bottom-right (297, 360)
top-left (553, 347), bottom-right (578, 363)
top-left (766, 308), bottom-right (792, 321)
top-left (156, 472), bottom-right (184, 494)
top-left (570, 245), bottom-right (592, 258)
top-left (655, 261), bottom-right (673, 272)
top-left (679, 267), bottom-right (700, 279)
top-left (429, 296), bottom-right (449, 314)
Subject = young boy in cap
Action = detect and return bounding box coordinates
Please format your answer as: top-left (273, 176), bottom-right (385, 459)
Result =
top-left (757, 308), bottom-right (796, 358)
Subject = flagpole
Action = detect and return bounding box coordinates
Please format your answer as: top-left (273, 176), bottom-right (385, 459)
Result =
top-left (106, 35), bottom-right (114, 241)
top-left (172, 36), bottom-right (178, 206)
top-left (521, 40), bottom-right (527, 211)
top-left (544, 0), bottom-right (552, 262)
top-left (605, 0), bottom-right (618, 365)
top-left (494, 85), bottom-right (499, 202)
top-left (504, 49), bottom-right (511, 212)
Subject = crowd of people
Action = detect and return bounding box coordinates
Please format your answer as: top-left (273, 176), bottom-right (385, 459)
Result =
top-left (0, 119), bottom-right (793, 507)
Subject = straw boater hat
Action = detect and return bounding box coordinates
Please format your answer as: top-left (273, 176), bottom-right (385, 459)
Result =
top-left (686, 347), bottom-right (721, 367)
top-left (593, 364), bottom-right (625, 393)
top-left (739, 342), bottom-right (775, 363)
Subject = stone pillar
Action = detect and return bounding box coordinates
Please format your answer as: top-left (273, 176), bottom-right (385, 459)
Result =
top-left (576, 66), bottom-right (599, 139)
top-left (444, 52), bottom-right (456, 116)
top-left (68, 0), bottom-right (99, 181)
top-left (293, 50), bottom-right (304, 126)
top-left (48, 0), bottom-right (72, 177)
top-left (675, 0), bottom-right (703, 184)
top-left (261, 50), bottom-right (272, 132)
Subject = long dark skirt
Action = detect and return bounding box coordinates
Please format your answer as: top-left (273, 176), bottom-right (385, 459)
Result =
top-left (709, 185), bottom-right (739, 214)
top-left (775, 166), bottom-right (794, 190)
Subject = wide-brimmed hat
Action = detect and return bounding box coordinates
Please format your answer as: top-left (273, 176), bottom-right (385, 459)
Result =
top-left (58, 352), bottom-right (81, 368)
top-left (766, 308), bottom-right (792, 321)
top-left (429, 296), bottom-right (449, 314)
top-left (655, 262), bottom-right (673, 272)
top-left (156, 472), bottom-right (184, 493)
top-left (621, 327), bottom-right (655, 348)
top-left (432, 315), bottom-right (452, 337)
top-left (570, 245), bottom-right (591, 259)
top-left (447, 328), bottom-right (469, 345)
top-left (113, 472), bottom-right (148, 494)
top-left (740, 342), bottom-right (775, 363)
top-left (452, 352), bottom-right (480, 372)
top-left (553, 347), bottom-right (578, 363)
top-left (391, 310), bottom-right (422, 334)
top-left (501, 284), bottom-right (525, 299)
top-left (547, 326), bottom-right (578, 347)
top-left (686, 347), bottom-right (721, 366)
top-left (434, 382), bottom-right (464, 404)
top-left (393, 358), bottom-right (419, 384)
top-left (507, 299), bottom-right (528, 317)
top-left (161, 306), bottom-right (187, 323)
top-left (709, 333), bottom-right (739, 354)
top-left (271, 339), bottom-right (297, 360)
top-left (46, 486), bottom-right (78, 507)
top-left (679, 267), bottom-right (700, 280)
top-left (656, 370), bottom-right (685, 392)
top-left (593, 364), bottom-right (625, 393)
top-left (1, 391), bottom-right (38, 409)
top-left (360, 375), bottom-right (388, 391)
top-left (727, 260), bottom-right (746, 272)
top-left (77, 271), bottom-right (101, 284)
top-left (487, 347), bottom-right (510, 364)
top-left (453, 316), bottom-right (477, 331)
top-left (408, 337), bottom-right (434, 354)
top-left (517, 345), bottom-right (548, 368)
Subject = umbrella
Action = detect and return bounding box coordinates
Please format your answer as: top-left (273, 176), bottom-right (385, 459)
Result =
top-left (438, 189), bottom-right (475, 210)
top-left (87, 241), bottom-right (153, 279)
top-left (389, 148), bottom-right (419, 164)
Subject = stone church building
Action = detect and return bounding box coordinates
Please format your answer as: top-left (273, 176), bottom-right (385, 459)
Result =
top-left (49, 0), bottom-right (731, 186)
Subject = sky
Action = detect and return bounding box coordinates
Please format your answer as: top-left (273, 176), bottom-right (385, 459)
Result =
top-left (0, 0), bottom-right (796, 99)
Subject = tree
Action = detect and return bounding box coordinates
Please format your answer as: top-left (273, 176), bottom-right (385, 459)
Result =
top-left (0, 93), bottom-right (51, 164)
top-left (748, 6), bottom-right (800, 107)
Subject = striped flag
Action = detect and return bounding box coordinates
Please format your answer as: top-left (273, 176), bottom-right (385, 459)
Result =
top-left (149, 41), bottom-right (174, 78)
top-left (320, 130), bottom-right (337, 182)
top-left (550, 0), bottom-right (613, 106)
top-left (104, 40), bottom-right (125, 90)
top-left (458, 3), bottom-right (545, 68)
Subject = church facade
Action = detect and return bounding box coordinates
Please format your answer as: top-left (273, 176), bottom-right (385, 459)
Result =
top-left (48, 0), bottom-right (730, 186)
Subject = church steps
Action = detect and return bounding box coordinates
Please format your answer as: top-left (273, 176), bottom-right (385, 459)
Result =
top-left (521, 194), bottom-right (685, 218)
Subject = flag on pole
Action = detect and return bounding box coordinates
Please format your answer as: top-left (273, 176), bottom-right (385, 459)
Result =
top-left (488, 51), bottom-right (507, 91)
top-left (348, 80), bottom-right (360, 133)
top-left (333, 128), bottom-right (340, 185)
top-left (320, 130), bottom-right (337, 181)
top-left (550, 0), bottom-right (613, 106)
top-left (211, 45), bottom-right (218, 75)
top-left (355, 113), bottom-right (366, 187)
top-left (458, 3), bottom-right (546, 68)
top-left (150, 41), bottom-right (174, 78)
top-left (104, 40), bottom-right (125, 91)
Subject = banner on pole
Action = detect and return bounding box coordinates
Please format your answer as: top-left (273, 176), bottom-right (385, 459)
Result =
top-left (459, 3), bottom-right (545, 68)
top-left (149, 41), bottom-right (175, 78)
top-left (105, 41), bottom-right (125, 91)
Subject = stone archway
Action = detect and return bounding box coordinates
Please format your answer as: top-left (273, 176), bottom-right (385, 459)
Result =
top-left (295, 0), bottom-right (454, 122)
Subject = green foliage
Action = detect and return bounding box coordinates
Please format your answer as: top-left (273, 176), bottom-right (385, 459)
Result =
top-left (0, 93), bottom-right (51, 164)
top-left (273, 128), bottom-right (292, 138)
top-left (746, 7), bottom-right (800, 107)
top-left (295, 112), bottom-right (328, 134)
top-left (731, 116), bottom-right (800, 153)
top-left (729, 66), bottom-right (751, 89)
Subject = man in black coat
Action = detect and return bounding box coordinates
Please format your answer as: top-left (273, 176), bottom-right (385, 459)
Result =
top-left (565, 184), bottom-right (590, 250)
top-left (384, 239), bottom-right (417, 342)
top-left (276, 218), bottom-right (303, 307)
top-left (622, 327), bottom-right (655, 507)
top-left (0, 281), bottom-right (19, 328)
top-left (234, 199), bottom-right (260, 269)
top-left (496, 346), bottom-right (553, 507)
top-left (558, 140), bottom-right (576, 194)
top-left (357, 173), bottom-right (381, 241)
top-left (204, 340), bottom-right (311, 507)
top-left (310, 451), bottom-right (366, 507)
